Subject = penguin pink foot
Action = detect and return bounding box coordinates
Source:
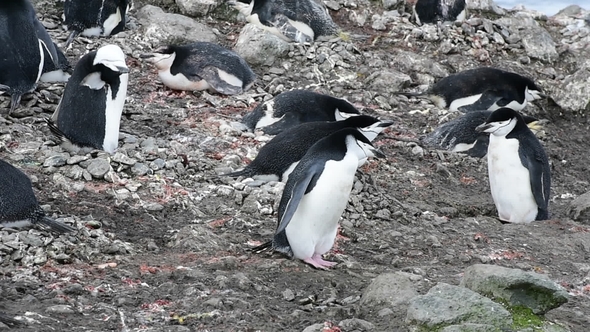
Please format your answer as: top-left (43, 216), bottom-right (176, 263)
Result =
top-left (303, 254), bottom-right (337, 270)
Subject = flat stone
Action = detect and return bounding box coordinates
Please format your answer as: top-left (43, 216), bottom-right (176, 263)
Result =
top-left (86, 158), bottom-right (111, 178)
top-left (406, 283), bottom-right (512, 330)
top-left (460, 264), bottom-right (569, 314)
top-left (233, 24), bottom-right (290, 67)
top-left (176, 0), bottom-right (219, 16)
top-left (45, 305), bottom-right (75, 314)
top-left (136, 5), bottom-right (217, 45)
top-left (360, 272), bottom-right (423, 315)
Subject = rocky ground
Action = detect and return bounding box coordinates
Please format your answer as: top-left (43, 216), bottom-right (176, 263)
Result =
top-left (1, 0), bottom-right (590, 331)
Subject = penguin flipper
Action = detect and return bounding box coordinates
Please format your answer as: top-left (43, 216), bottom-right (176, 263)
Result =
top-left (276, 164), bottom-right (322, 235)
top-left (45, 118), bottom-right (68, 142)
top-left (34, 20), bottom-right (59, 66)
top-left (520, 145), bottom-right (550, 220)
top-left (269, 14), bottom-right (313, 43)
top-left (457, 90), bottom-right (503, 113)
top-left (37, 216), bottom-right (76, 233)
top-left (64, 30), bottom-right (79, 49)
top-left (199, 66), bottom-right (242, 96)
top-left (223, 166), bottom-right (254, 178)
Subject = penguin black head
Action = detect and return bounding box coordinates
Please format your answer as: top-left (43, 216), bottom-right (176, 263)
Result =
top-left (330, 128), bottom-right (386, 159)
top-left (341, 115), bottom-right (394, 141)
top-left (141, 45), bottom-right (176, 71)
top-left (475, 108), bottom-right (527, 136)
top-left (518, 76), bottom-right (545, 102)
top-left (82, 44), bottom-right (129, 90)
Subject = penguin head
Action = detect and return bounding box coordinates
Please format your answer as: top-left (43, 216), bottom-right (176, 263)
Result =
top-left (338, 128), bottom-right (386, 161)
top-left (475, 108), bottom-right (525, 137)
top-left (341, 115), bottom-right (394, 141)
top-left (333, 99), bottom-right (361, 121)
top-left (94, 44), bottom-right (128, 74)
top-left (141, 46), bottom-right (176, 71)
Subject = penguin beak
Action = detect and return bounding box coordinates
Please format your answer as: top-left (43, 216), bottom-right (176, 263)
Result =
top-left (378, 121), bottom-right (394, 128)
top-left (139, 53), bottom-right (154, 59)
top-left (116, 66), bottom-right (129, 73)
top-left (475, 123), bottom-right (492, 133)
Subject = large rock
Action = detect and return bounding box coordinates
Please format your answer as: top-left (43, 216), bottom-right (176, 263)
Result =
top-left (495, 15), bottom-right (558, 62)
top-left (233, 24), bottom-right (290, 67)
top-left (176, 0), bottom-right (219, 16)
top-left (137, 5), bottom-right (217, 45)
top-left (366, 70), bottom-right (411, 95)
top-left (359, 272), bottom-right (423, 314)
top-left (393, 50), bottom-right (449, 78)
top-left (551, 60), bottom-right (590, 113)
top-left (460, 264), bottom-right (569, 314)
top-left (406, 283), bottom-right (512, 331)
top-left (568, 191), bottom-right (590, 222)
top-left (440, 324), bottom-right (500, 332)
top-left (467, 0), bottom-right (505, 15)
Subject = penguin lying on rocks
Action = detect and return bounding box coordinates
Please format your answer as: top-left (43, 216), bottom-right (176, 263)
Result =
top-left (0, 159), bottom-right (76, 233)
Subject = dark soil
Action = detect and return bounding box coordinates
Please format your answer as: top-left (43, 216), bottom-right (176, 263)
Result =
top-left (1, 1), bottom-right (589, 332)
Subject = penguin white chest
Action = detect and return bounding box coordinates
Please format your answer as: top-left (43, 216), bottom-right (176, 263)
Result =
top-left (285, 156), bottom-right (357, 260)
top-left (157, 69), bottom-right (210, 91)
top-left (487, 135), bottom-right (538, 223)
top-left (102, 73), bottom-right (128, 153)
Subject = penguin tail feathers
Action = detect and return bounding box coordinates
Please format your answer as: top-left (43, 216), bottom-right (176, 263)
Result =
top-left (9, 93), bottom-right (22, 115)
top-left (45, 118), bottom-right (68, 143)
top-left (38, 216), bottom-right (77, 233)
top-left (223, 168), bottom-right (254, 178)
top-left (0, 312), bottom-right (22, 327)
top-left (64, 30), bottom-right (79, 49)
top-left (250, 240), bottom-right (272, 253)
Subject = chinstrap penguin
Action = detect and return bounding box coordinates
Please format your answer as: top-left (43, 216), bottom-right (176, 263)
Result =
top-left (253, 128), bottom-right (384, 269)
top-left (422, 110), bottom-right (544, 158)
top-left (47, 44), bottom-right (129, 154)
top-left (142, 42), bottom-right (256, 95)
top-left (230, 0), bottom-right (339, 43)
top-left (242, 90), bottom-right (361, 135)
top-left (63, 0), bottom-right (131, 48)
top-left (407, 0), bottom-right (467, 25)
top-left (0, 159), bottom-right (76, 233)
top-left (399, 67), bottom-right (544, 113)
top-left (475, 108), bottom-right (551, 223)
top-left (0, 0), bottom-right (59, 114)
top-left (226, 115), bottom-right (393, 182)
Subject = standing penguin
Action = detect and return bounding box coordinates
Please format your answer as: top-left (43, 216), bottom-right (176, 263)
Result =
top-left (46, 44), bottom-right (129, 154)
top-left (475, 108), bottom-right (550, 223)
top-left (142, 42), bottom-right (256, 95)
top-left (226, 115), bottom-right (393, 182)
top-left (0, 0), bottom-right (59, 113)
top-left (230, 0), bottom-right (339, 43)
top-left (399, 67), bottom-right (544, 113)
top-left (422, 110), bottom-right (544, 158)
top-left (242, 90), bottom-right (361, 135)
top-left (0, 159), bottom-right (76, 233)
top-left (253, 128), bottom-right (384, 269)
top-left (63, 0), bottom-right (130, 48)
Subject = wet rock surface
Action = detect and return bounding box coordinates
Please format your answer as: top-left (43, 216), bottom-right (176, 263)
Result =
top-left (0, 0), bottom-right (590, 331)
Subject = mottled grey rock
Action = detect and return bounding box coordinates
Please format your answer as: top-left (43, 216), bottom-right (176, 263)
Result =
top-left (367, 69), bottom-right (411, 95)
top-left (137, 5), bottom-right (217, 45)
top-left (440, 324), bottom-right (499, 332)
top-left (131, 163), bottom-right (151, 176)
top-left (460, 264), bottom-right (569, 314)
top-left (406, 283), bottom-right (512, 330)
top-left (302, 323), bottom-right (325, 332)
top-left (568, 191), bottom-right (590, 223)
top-left (87, 159), bottom-right (111, 178)
top-left (360, 272), bottom-right (423, 314)
top-left (233, 24), bottom-right (290, 67)
top-left (495, 15), bottom-right (557, 62)
top-left (382, 0), bottom-right (399, 10)
top-left (338, 318), bottom-right (375, 331)
top-left (393, 50), bottom-right (449, 78)
top-left (551, 60), bottom-right (590, 113)
top-left (43, 153), bottom-right (69, 167)
top-left (176, 0), bottom-right (219, 16)
top-left (467, 0), bottom-right (505, 15)
top-left (45, 305), bottom-right (75, 314)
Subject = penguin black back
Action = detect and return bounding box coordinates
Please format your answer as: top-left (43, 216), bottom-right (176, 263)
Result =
top-left (63, 0), bottom-right (129, 47)
top-left (227, 115), bottom-right (386, 181)
top-left (414, 0), bottom-right (466, 24)
top-left (431, 67), bottom-right (541, 108)
top-left (0, 159), bottom-right (75, 233)
top-left (242, 90), bottom-right (361, 134)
